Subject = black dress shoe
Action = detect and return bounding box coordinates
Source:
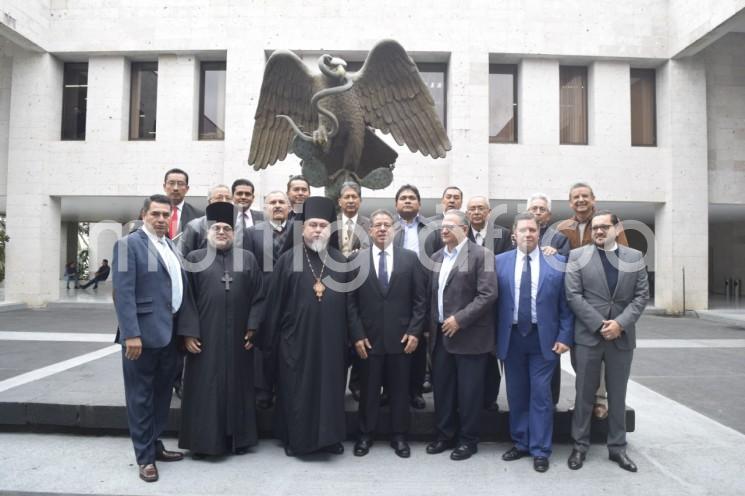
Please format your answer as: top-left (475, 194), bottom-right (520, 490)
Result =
top-left (426, 440), bottom-right (454, 454)
top-left (390, 439), bottom-right (410, 458)
top-left (502, 446), bottom-right (530, 461)
top-left (323, 442), bottom-right (345, 455)
top-left (354, 437), bottom-right (373, 457)
top-left (234, 446), bottom-right (249, 455)
top-left (138, 463), bottom-right (158, 483)
top-left (609, 451), bottom-right (638, 472)
top-left (155, 440), bottom-right (184, 462)
top-left (410, 395), bottom-right (426, 410)
top-left (284, 445), bottom-right (296, 457)
top-left (450, 444), bottom-right (477, 461)
top-left (568, 449), bottom-right (585, 470)
top-left (534, 456), bottom-right (549, 472)
top-left (191, 452), bottom-right (208, 460)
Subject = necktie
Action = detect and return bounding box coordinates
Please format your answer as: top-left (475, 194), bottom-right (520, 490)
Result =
top-left (475, 231), bottom-right (483, 246)
top-left (344, 219), bottom-right (354, 255)
top-left (517, 254), bottom-right (532, 335)
top-left (169, 206), bottom-right (179, 239)
top-left (378, 250), bottom-right (388, 290)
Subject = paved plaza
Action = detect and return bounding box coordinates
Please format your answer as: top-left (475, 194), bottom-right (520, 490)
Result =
top-left (0, 299), bottom-right (744, 495)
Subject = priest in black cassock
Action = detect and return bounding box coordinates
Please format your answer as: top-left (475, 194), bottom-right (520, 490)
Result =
top-left (260, 196), bottom-right (353, 457)
top-left (177, 201), bottom-right (265, 457)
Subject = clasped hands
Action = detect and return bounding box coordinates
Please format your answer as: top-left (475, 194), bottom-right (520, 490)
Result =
top-left (355, 334), bottom-right (419, 359)
top-left (600, 320), bottom-right (623, 340)
top-left (183, 329), bottom-right (256, 354)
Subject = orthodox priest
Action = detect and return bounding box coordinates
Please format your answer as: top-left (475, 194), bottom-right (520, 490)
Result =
top-left (260, 196), bottom-right (353, 457)
top-left (177, 201), bottom-right (265, 457)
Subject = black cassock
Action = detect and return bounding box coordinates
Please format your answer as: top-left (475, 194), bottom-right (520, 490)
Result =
top-left (177, 247), bottom-right (264, 455)
top-left (260, 245), bottom-right (351, 454)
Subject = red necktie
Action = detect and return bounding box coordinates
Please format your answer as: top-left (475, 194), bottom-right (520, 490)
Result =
top-left (169, 206), bottom-right (179, 239)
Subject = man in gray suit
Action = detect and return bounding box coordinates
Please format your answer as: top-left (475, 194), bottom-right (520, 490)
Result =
top-left (426, 210), bottom-right (498, 461)
top-left (565, 210), bottom-right (649, 472)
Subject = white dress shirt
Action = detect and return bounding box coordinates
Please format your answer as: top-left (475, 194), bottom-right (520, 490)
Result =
top-left (513, 246), bottom-right (540, 324)
top-left (372, 243), bottom-right (394, 284)
top-left (438, 238), bottom-right (467, 323)
top-left (471, 226), bottom-right (487, 246)
top-left (237, 209), bottom-right (254, 229)
top-left (143, 224), bottom-right (183, 313)
top-left (400, 215), bottom-right (422, 254)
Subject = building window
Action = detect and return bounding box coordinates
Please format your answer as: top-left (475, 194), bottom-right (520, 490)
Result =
top-left (129, 62), bottom-right (158, 140)
top-left (199, 61), bottom-right (226, 140)
top-left (489, 64), bottom-right (517, 143)
top-left (417, 63), bottom-right (447, 128)
top-left (560, 66), bottom-right (588, 145)
top-left (61, 63), bottom-right (88, 140)
top-left (630, 68), bottom-right (656, 146)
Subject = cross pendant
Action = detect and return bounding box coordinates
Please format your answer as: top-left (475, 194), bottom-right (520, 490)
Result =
top-left (222, 271), bottom-right (233, 291)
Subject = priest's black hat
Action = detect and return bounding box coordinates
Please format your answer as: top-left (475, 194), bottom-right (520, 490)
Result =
top-left (302, 196), bottom-right (336, 223)
top-left (206, 202), bottom-right (235, 227)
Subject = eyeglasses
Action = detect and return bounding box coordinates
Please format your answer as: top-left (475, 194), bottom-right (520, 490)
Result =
top-left (528, 206), bottom-right (548, 213)
top-left (591, 224), bottom-right (613, 232)
top-left (467, 206), bottom-right (488, 212)
top-left (211, 226), bottom-right (234, 233)
top-left (372, 223), bottom-right (393, 229)
top-left (441, 224), bottom-right (465, 231)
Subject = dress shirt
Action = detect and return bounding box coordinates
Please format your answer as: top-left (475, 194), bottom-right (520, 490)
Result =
top-left (400, 215), bottom-right (422, 254)
top-left (438, 238), bottom-right (467, 323)
top-left (471, 226), bottom-right (487, 246)
top-left (372, 243), bottom-right (394, 284)
top-left (237, 209), bottom-right (254, 229)
top-left (512, 246), bottom-right (540, 324)
top-left (143, 224), bottom-right (183, 313)
top-left (269, 220), bottom-right (287, 231)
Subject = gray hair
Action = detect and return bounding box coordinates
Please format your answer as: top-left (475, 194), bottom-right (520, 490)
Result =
top-left (263, 190), bottom-right (290, 204)
top-left (527, 193), bottom-right (552, 212)
top-left (206, 184), bottom-right (231, 200)
top-left (568, 182), bottom-right (595, 199)
top-left (339, 181), bottom-right (361, 197)
top-left (443, 209), bottom-right (468, 226)
top-left (369, 208), bottom-right (394, 223)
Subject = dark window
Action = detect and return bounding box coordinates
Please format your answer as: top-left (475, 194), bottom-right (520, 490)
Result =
top-left (199, 61), bottom-right (226, 140)
top-left (129, 62), bottom-right (158, 140)
top-left (630, 68), bottom-right (656, 146)
top-left (489, 64), bottom-right (517, 143)
top-left (560, 66), bottom-right (588, 145)
top-left (61, 63), bottom-right (88, 140)
top-left (417, 63), bottom-right (447, 129)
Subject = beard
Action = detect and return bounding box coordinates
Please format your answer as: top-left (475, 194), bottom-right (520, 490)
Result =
top-left (306, 237), bottom-right (328, 253)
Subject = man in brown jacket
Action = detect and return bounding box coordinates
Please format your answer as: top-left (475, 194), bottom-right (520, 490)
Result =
top-left (557, 182), bottom-right (628, 420)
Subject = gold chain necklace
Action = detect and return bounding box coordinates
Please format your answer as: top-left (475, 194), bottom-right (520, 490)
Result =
top-left (303, 245), bottom-right (329, 301)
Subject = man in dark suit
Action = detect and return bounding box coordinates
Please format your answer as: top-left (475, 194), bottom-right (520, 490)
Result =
top-left (526, 193), bottom-right (571, 407)
top-left (348, 209), bottom-right (427, 458)
top-left (163, 168), bottom-right (204, 241)
top-left (244, 191), bottom-right (291, 410)
top-left (495, 212), bottom-right (574, 473)
top-left (177, 184), bottom-right (232, 257)
top-left (112, 194), bottom-right (186, 483)
top-left (426, 210), bottom-right (498, 461)
top-left (232, 178), bottom-right (264, 248)
top-left (565, 210), bottom-right (649, 473)
top-left (465, 195), bottom-right (512, 411)
top-left (392, 184), bottom-right (438, 410)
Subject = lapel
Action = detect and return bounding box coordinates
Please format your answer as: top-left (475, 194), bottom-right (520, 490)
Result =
top-left (506, 249), bottom-right (517, 305)
top-left (387, 246), bottom-right (403, 291)
top-left (367, 249), bottom-right (385, 298)
top-left (537, 251), bottom-right (548, 294)
top-left (444, 242), bottom-right (469, 289)
top-left (140, 229), bottom-right (169, 274)
top-left (611, 245), bottom-right (627, 299)
top-left (589, 246), bottom-right (612, 299)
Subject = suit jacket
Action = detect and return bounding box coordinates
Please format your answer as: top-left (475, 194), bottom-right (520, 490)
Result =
top-left (540, 225), bottom-right (570, 257)
top-left (178, 201), bottom-right (203, 235)
top-left (177, 216), bottom-right (208, 257)
top-left (329, 214), bottom-right (371, 256)
top-left (564, 244), bottom-right (649, 351)
top-left (467, 221), bottom-right (513, 255)
top-left (494, 250), bottom-right (574, 361)
top-left (392, 215), bottom-right (441, 260)
top-left (557, 214), bottom-right (628, 249)
top-left (243, 221), bottom-right (288, 280)
top-left (348, 246), bottom-right (427, 354)
top-left (429, 240), bottom-right (498, 355)
top-left (112, 228), bottom-right (186, 349)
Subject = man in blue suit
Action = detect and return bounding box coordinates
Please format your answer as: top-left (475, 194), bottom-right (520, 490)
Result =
top-left (113, 194), bottom-right (186, 483)
top-left (495, 212), bottom-right (574, 473)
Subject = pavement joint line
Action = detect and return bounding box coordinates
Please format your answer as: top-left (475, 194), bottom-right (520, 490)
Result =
top-left (0, 331), bottom-right (114, 342)
top-left (0, 344), bottom-right (120, 394)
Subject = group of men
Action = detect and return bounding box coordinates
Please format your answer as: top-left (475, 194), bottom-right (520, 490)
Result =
top-left (112, 169), bottom-right (649, 483)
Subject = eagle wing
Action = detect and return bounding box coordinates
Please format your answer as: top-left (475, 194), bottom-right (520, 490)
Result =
top-left (353, 40), bottom-right (451, 159)
top-left (248, 50), bottom-right (319, 170)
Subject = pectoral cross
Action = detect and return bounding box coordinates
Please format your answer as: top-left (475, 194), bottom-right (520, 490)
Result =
top-left (222, 271), bottom-right (233, 291)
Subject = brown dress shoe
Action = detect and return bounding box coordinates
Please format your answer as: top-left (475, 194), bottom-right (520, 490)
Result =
top-left (139, 463), bottom-right (158, 482)
top-left (593, 403), bottom-right (608, 419)
top-left (155, 440), bottom-right (184, 462)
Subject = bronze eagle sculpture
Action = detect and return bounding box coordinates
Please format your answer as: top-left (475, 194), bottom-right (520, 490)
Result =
top-left (248, 39), bottom-right (451, 199)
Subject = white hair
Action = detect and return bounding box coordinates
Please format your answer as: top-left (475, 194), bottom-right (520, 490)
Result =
top-left (206, 183), bottom-right (231, 200)
top-left (527, 193), bottom-right (552, 212)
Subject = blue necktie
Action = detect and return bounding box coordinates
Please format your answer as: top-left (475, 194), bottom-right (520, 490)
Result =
top-left (378, 250), bottom-right (389, 290)
top-left (517, 254), bottom-right (532, 335)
